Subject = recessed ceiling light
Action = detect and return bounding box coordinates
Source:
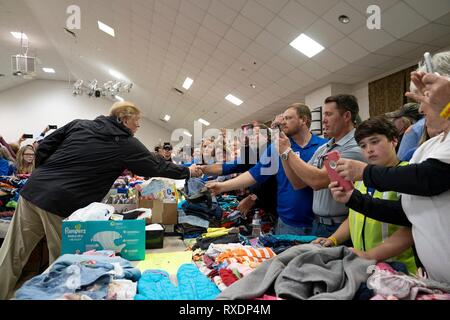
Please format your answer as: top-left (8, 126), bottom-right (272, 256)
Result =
top-left (338, 15), bottom-right (350, 24)
top-left (182, 77), bottom-right (194, 90)
top-left (98, 21), bottom-right (115, 37)
top-left (115, 95), bottom-right (124, 101)
top-left (109, 69), bottom-right (123, 79)
top-left (289, 33), bottom-right (324, 58)
top-left (164, 114), bottom-right (171, 121)
top-left (42, 67), bottom-right (55, 73)
top-left (225, 94), bottom-right (243, 106)
top-left (183, 130), bottom-right (192, 137)
top-left (198, 118), bottom-right (210, 126)
top-left (10, 32), bottom-right (28, 40)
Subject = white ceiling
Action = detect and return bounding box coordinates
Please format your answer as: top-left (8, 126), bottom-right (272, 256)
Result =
top-left (1, 0), bottom-right (450, 132)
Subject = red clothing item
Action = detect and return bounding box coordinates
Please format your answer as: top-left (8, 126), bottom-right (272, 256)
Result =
top-left (219, 268), bottom-right (239, 287)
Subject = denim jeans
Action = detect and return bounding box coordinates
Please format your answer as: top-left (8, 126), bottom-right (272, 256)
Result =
top-left (311, 220), bottom-right (340, 238)
top-left (274, 218), bottom-right (312, 236)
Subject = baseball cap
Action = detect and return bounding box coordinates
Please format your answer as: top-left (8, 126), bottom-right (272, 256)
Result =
top-left (163, 142), bottom-right (173, 150)
top-left (385, 103), bottom-right (423, 122)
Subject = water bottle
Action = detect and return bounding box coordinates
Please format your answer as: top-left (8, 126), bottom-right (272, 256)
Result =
top-left (251, 210), bottom-right (261, 237)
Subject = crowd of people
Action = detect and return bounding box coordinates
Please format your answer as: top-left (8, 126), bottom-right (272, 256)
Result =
top-left (0, 50), bottom-right (449, 299)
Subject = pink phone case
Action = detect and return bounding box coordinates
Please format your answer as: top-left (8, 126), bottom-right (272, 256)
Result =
top-left (323, 150), bottom-right (354, 192)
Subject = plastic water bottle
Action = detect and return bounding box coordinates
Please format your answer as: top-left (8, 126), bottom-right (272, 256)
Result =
top-left (251, 210), bottom-right (261, 237)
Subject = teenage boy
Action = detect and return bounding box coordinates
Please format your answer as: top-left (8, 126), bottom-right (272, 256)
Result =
top-left (322, 116), bottom-right (416, 273)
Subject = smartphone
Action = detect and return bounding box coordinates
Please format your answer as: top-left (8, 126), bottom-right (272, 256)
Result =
top-left (22, 134), bottom-right (33, 139)
top-left (323, 150), bottom-right (354, 192)
top-left (49, 125), bottom-right (57, 129)
top-left (424, 52), bottom-right (434, 73)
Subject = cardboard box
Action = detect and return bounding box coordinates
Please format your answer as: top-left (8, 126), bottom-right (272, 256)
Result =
top-left (139, 199), bottom-right (178, 225)
top-left (61, 220), bottom-right (145, 261)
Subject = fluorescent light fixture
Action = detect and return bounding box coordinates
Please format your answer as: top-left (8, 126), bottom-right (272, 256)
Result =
top-left (42, 67), bottom-right (55, 73)
top-left (182, 77), bottom-right (194, 90)
top-left (183, 130), bottom-right (192, 137)
top-left (225, 94), bottom-right (243, 106)
top-left (115, 95), bottom-right (124, 102)
top-left (198, 118), bottom-right (210, 126)
top-left (98, 21), bottom-right (115, 37)
top-left (11, 32), bottom-right (28, 40)
top-left (163, 114), bottom-right (171, 121)
top-left (109, 69), bottom-right (123, 79)
top-left (289, 33), bottom-right (324, 58)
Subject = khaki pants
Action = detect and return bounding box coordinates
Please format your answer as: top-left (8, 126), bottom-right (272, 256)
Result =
top-left (0, 197), bottom-right (62, 300)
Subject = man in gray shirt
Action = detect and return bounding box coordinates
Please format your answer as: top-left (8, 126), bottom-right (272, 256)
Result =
top-left (278, 94), bottom-right (366, 238)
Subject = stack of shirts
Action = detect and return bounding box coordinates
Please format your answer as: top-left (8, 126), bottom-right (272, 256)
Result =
top-left (197, 242), bottom-right (276, 292)
top-left (15, 253), bottom-right (141, 300)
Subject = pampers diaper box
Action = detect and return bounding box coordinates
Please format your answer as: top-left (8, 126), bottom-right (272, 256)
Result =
top-left (61, 220), bottom-right (145, 260)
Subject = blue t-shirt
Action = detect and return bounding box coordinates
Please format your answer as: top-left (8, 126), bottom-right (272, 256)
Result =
top-left (0, 159), bottom-right (15, 176)
top-left (397, 118), bottom-right (425, 161)
top-left (248, 134), bottom-right (327, 228)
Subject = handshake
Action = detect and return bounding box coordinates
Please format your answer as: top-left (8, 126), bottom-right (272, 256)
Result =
top-left (188, 164), bottom-right (204, 178)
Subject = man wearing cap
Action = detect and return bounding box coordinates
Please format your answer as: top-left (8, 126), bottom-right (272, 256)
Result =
top-left (162, 142), bottom-right (174, 162)
top-left (385, 103), bottom-right (424, 155)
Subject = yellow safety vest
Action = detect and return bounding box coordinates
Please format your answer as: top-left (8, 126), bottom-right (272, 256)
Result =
top-left (349, 161), bottom-right (417, 274)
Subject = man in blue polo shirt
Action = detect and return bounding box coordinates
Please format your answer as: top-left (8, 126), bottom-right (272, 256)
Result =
top-left (206, 104), bottom-right (327, 235)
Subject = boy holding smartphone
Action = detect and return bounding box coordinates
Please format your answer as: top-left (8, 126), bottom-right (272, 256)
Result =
top-left (323, 116), bottom-right (417, 274)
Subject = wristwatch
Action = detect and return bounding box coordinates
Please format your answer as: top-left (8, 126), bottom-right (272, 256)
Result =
top-left (280, 147), bottom-right (292, 161)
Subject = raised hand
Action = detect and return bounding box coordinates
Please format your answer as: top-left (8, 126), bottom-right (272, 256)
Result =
top-left (277, 131), bottom-right (291, 155)
top-left (189, 164), bottom-right (203, 178)
top-left (329, 181), bottom-right (353, 204)
top-left (205, 181), bottom-right (224, 196)
top-left (312, 237), bottom-right (334, 247)
top-left (236, 194), bottom-right (256, 216)
top-left (336, 158), bottom-right (367, 182)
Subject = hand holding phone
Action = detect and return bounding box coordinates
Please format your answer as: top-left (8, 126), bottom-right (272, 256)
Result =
top-left (424, 52), bottom-right (434, 74)
top-left (22, 134), bottom-right (33, 139)
top-left (49, 125), bottom-right (57, 129)
top-left (323, 151), bottom-right (354, 192)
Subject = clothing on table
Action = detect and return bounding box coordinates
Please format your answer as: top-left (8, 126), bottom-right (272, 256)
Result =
top-left (219, 268), bottom-right (239, 287)
top-left (15, 254), bottom-right (140, 300)
top-left (192, 233), bottom-right (241, 251)
top-left (217, 243), bottom-right (375, 300)
top-left (181, 200), bottom-right (222, 221)
top-left (135, 264), bottom-right (220, 300)
top-left (258, 234), bottom-right (317, 254)
top-left (367, 262), bottom-right (450, 300)
top-left (216, 247), bottom-right (276, 265)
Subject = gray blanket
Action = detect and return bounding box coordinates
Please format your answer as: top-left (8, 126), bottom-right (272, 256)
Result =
top-left (217, 244), bottom-right (375, 300)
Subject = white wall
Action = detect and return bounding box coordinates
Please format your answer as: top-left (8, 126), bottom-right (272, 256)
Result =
top-left (305, 84), bottom-right (332, 110)
top-left (0, 80), bottom-right (170, 149)
top-left (351, 83), bottom-right (370, 121)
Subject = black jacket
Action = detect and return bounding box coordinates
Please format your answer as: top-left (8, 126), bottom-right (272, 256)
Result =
top-left (20, 116), bottom-right (189, 217)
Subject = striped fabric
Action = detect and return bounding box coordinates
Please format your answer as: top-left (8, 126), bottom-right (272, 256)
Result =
top-left (216, 247), bottom-right (276, 265)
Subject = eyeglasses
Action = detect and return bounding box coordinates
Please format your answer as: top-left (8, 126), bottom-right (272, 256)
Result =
top-left (24, 153), bottom-right (35, 157)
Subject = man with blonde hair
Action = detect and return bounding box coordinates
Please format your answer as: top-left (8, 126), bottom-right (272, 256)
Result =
top-left (0, 101), bottom-right (201, 300)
